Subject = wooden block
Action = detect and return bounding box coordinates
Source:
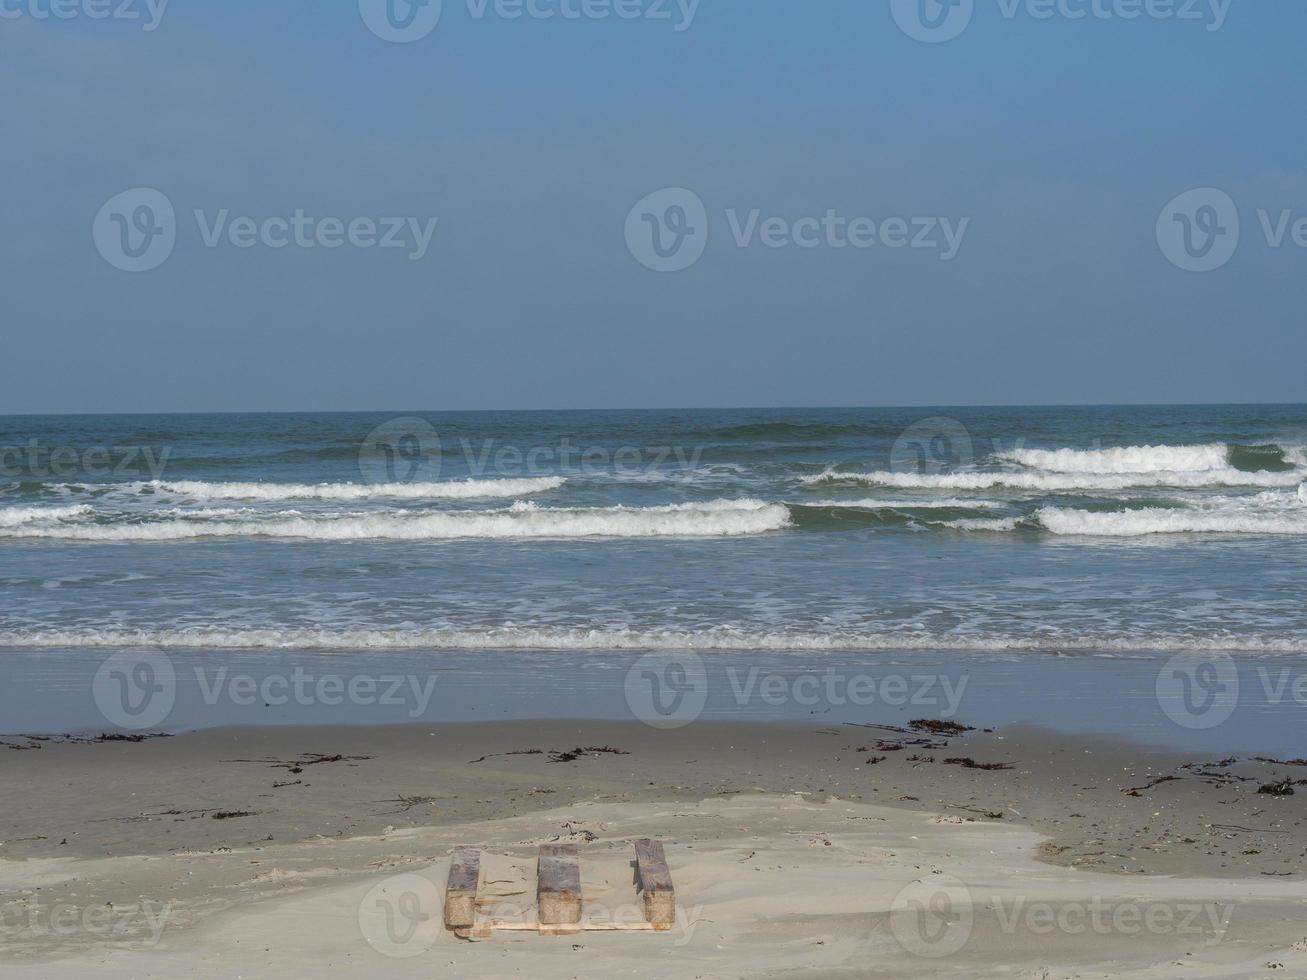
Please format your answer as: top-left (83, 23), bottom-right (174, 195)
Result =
top-left (633, 839), bottom-right (675, 926)
top-left (444, 847), bottom-right (480, 929)
top-left (537, 843), bottom-right (582, 926)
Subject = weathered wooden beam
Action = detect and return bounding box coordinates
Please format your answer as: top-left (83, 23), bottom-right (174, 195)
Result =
top-left (537, 843), bottom-right (583, 927)
top-left (633, 839), bottom-right (675, 927)
top-left (444, 847), bottom-right (481, 930)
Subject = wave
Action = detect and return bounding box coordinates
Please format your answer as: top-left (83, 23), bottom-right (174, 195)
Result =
top-left (804, 497), bottom-right (1005, 510)
top-left (801, 469), bottom-right (1303, 491)
top-left (0, 499), bottom-right (791, 541)
top-left (998, 443), bottom-right (1230, 474)
top-left (940, 517), bottom-right (1024, 532)
top-left (125, 477), bottom-right (567, 501)
top-left (1037, 504), bottom-right (1307, 537)
top-left (1229, 443), bottom-right (1302, 473)
top-left (0, 504), bottom-right (93, 527)
top-left (1000, 442), bottom-right (1304, 475)
top-left (789, 499), bottom-right (1012, 531)
top-left (2, 625), bottom-right (1304, 654)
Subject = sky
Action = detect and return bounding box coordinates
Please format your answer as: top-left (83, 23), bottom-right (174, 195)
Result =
top-left (2, 0), bottom-right (1305, 413)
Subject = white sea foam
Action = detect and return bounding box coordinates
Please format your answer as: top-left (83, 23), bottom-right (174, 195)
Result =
top-left (940, 517), bottom-right (1023, 532)
top-left (804, 498), bottom-right (1005, 510)
top-left (127, 477), bottom-right (567, 501)
top-left (801, 469), bottom-right (1302, 491)
top-left (0, 499), bottom-right (791, 541)
top-left (0, 504), bottom-right (93, 527)
top-left (1037, 505), bottom-right (1307, 537)
top-left (998, 443), bottom-right (1231, 474)
top-left (1, 625), bottom-right (1303, 654)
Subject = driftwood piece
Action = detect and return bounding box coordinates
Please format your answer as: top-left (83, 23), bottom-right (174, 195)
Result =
top-left (633, 839), bottom-right (675, 927)
top-left (444, 847), bottom-right (481, 930)
top-left (537, 843), bottom-right (583, 927)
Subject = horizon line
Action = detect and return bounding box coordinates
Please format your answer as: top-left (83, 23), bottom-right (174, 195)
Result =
top-left (3, 400), bottom-right (1307, 419)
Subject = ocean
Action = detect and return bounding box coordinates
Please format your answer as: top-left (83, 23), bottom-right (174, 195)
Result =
top-left (3, 405), bottom-right (1306, 654)
top-left (3, 405), bottom-right (1307, 748)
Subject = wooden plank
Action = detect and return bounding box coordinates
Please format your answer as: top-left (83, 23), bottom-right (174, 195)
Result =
top-left (444, 847), bottom-right (481, 930)
top-left (478, 920), bottom-right (663, 935)
top-left (537, 843), bottom-right (582, 927)
top-left (633, 839), bottom-right (675, 926)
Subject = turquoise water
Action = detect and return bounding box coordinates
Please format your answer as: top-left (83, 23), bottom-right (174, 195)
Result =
top-left (2, 405), bottom-right (1306, 656)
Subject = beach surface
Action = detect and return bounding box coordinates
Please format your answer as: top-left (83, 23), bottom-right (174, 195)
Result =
top-left (4, 720), bottom-right (1307, 977)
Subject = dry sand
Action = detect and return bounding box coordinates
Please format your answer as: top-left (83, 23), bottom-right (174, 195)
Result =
top-left (3, 720), bottom-right (1307, 977)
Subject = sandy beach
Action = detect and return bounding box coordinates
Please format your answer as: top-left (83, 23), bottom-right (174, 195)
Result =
top-left (3, 719), bottom-right (1307, 977)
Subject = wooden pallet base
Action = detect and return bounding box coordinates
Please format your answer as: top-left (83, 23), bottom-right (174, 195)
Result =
top-left (446, 840), bottom-right (677, 940)
top-left (464, 915), bottom-right (673, 939)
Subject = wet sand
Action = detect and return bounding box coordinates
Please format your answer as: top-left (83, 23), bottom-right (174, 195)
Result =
top-left (3, 720), bottom-right (1307, 976)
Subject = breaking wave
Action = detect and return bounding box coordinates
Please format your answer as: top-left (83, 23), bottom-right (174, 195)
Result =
top-left (2, 625), bottom-right (1304, 654)
top-left (0, 504), bottom-right (94, 527)
top-left (806, 442), bottom-right (1307, 492)
top-left (804, 497), bottom-right (1005, 510)
top-left (998, 443), bottom-right (1231, 474)
top-left (0, 499), bottom-right (791, 541)
top-left (126, 477), bottom-right (568, 501)
top-left (1037, 503), bottom-right (1307, 537)
top-left (802, 469), bottom-right (1302, 491)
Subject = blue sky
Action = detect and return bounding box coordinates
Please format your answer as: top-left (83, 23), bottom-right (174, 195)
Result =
top-left (3, 0), bottom-right (1305, 412)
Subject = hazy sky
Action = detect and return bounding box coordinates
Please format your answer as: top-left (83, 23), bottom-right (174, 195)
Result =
top-left (3, 1), bottom-right (1305, 413)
